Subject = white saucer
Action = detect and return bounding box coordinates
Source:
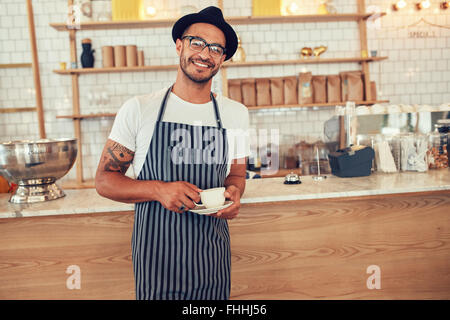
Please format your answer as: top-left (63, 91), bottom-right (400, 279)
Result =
top-left (189, 201), bottom-right (233, 215)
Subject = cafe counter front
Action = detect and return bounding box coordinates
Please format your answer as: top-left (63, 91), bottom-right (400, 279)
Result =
top-left (0, 170), bottom-right (449, 299)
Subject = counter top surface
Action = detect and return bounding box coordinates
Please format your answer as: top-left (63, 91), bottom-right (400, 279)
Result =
top-left (1, 170), bottom-right (449, 219)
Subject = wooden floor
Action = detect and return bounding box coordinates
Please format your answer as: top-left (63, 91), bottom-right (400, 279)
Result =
top-left (0, 191), bottom-right (449, 299)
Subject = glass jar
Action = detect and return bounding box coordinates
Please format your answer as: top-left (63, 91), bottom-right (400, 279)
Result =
top-left (356, 133), bottom-right (380, 171)
top-left (309, 143), bottom-right (331, 175)
top-left (296, 140), bottom-right (313, 175)
top-left (428, 130), bottom-right (449, 169)
top-left (399, 133), bottom-right (428, 172)
top-left (373, 134), bottom-right (398, 173)
top-left (435, 120), bottom-right (450, 167)
top-left (388, 134), bottom-right (402, 172)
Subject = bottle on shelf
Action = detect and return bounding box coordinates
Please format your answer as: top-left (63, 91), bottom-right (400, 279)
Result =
top-left (81, 38), bottom-right (95, 68)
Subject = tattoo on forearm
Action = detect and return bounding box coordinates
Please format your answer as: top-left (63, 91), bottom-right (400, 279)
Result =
top-left (110, 143), bottom-right (132, 155)
top-left (103, 143), bottom-right (134, 173)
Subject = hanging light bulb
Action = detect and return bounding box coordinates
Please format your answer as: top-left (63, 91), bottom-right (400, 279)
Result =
top-left (392, 0), bottom-right (407, 11)
top-left (416, 0), bottom-right (431, 9)
top-left (288, 2), bottom-right (299, 14)
top-left (146, 6), bottom-right (156, 17)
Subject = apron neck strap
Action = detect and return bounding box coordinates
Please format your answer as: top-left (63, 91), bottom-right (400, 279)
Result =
top-left (157, 85), bottom-right (223, 129)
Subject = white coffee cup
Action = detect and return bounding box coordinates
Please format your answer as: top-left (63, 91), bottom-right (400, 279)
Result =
top-left (196, 187), bottom-right (226, 209)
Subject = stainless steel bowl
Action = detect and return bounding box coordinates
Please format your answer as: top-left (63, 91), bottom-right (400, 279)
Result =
top-left (0, 138), bottom-right (77, 203)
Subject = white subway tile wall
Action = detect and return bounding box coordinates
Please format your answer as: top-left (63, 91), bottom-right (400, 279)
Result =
top-left (0, 0), bottom-right (449, 181)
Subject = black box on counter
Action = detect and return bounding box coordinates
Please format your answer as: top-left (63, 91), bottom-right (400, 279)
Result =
top-left (328, 146), bottom-right (375, 177)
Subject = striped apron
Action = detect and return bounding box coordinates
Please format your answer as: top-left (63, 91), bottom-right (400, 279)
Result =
top-left (132, 86), bottom-right (231, 300)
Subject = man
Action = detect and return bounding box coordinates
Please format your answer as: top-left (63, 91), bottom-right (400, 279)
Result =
top-left (95, 7), bottom-right (250, 300)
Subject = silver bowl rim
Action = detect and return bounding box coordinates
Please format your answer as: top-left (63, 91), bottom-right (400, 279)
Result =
top-left (0, 138), bottom-right (77, 146)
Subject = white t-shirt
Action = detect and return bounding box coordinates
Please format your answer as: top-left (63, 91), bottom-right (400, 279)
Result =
top-left (108, 86), bottom-right (251, 178)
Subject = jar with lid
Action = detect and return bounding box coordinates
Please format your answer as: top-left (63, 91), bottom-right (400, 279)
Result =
top-left (428, 130), bottom-right (448, 169)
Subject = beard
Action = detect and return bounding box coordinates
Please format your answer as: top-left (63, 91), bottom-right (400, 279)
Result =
top-left (180, 53), bottom-right (220, 84)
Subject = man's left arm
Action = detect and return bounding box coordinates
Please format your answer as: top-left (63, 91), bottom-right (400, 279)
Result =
top-left (215, 158), bottom-right (247, 219)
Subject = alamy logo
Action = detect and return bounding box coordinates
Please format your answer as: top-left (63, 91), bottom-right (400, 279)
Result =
top-left (366, 265), bottom-right (381, 290)
top-left (66, 265), bottom-right (81, 290)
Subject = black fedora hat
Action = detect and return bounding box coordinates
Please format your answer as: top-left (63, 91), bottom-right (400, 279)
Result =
top-left (172, 6), bottom-right (238, 61)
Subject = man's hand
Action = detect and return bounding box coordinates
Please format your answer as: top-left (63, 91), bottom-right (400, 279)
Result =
top-left (156, 181), bottom-right (202, 213)
top-left (211, 185), bottom-right (241, 220)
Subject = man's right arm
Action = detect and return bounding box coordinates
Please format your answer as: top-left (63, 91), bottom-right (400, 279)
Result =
top-left (95, 139), bottom-right (201, 210)
top-left (95, 139), bottom-right (164, 203)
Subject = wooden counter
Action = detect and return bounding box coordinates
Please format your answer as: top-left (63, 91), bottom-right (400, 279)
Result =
top-left (229, 191), bottom-right (450, 299)
top-left (0, 171), bottom-right (449, 299)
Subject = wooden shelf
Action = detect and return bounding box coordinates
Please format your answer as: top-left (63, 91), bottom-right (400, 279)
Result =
top-left (53, 57), bottom-right (387, 75)
top-left (0, 107), bottom-right (37, 113)
top-left (228, 13), bottom-right (385, 24)
top-left (0, 63), bottom-right (32, 69)
top-left (55, 100), bottom-right (390, 119)
top-left (56, 113), bottom-right (116, 119)
top-left (53, 65), bottom-right (178, 74)
top-left (247, 100), bottom-right (390, 110)
top-left (49, 12), bottom-right (386, 31)
top-left (225, 56), bottom-right (387, 67)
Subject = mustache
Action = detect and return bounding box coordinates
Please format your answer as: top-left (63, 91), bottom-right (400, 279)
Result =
top-left (189, 57), bottom-right (215, 68)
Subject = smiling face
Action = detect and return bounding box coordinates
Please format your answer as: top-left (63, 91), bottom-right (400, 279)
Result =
top-left (176, 23), bottom-right (226, 84)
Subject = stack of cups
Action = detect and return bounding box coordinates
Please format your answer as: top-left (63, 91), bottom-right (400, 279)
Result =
top-left (102, 45), bottom-right (144, 68)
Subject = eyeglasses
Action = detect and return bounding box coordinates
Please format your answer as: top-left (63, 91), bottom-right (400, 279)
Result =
top-left (181, 35), bottom-right (226, 59)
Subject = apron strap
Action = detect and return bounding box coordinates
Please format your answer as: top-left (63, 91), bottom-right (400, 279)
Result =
top-left (157, 85), bottom-right (223, 129)
top-left (211, 92), bottom-right (223, 130)
top-left (156, 85), bottom-right (173, 122)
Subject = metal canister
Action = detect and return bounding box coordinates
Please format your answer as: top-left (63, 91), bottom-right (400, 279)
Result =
top-left (435, 119), bottom-right (450, 166)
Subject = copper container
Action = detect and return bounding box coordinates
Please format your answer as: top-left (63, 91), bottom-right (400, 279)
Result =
top-left (138, 50), bottom-right (145, 66)
top-left (114, 45), bottom-right (126, 67)
top-left (102, 46), bottom-right (114, 68)
top-left (126, 45), bottom-right (137, 67)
